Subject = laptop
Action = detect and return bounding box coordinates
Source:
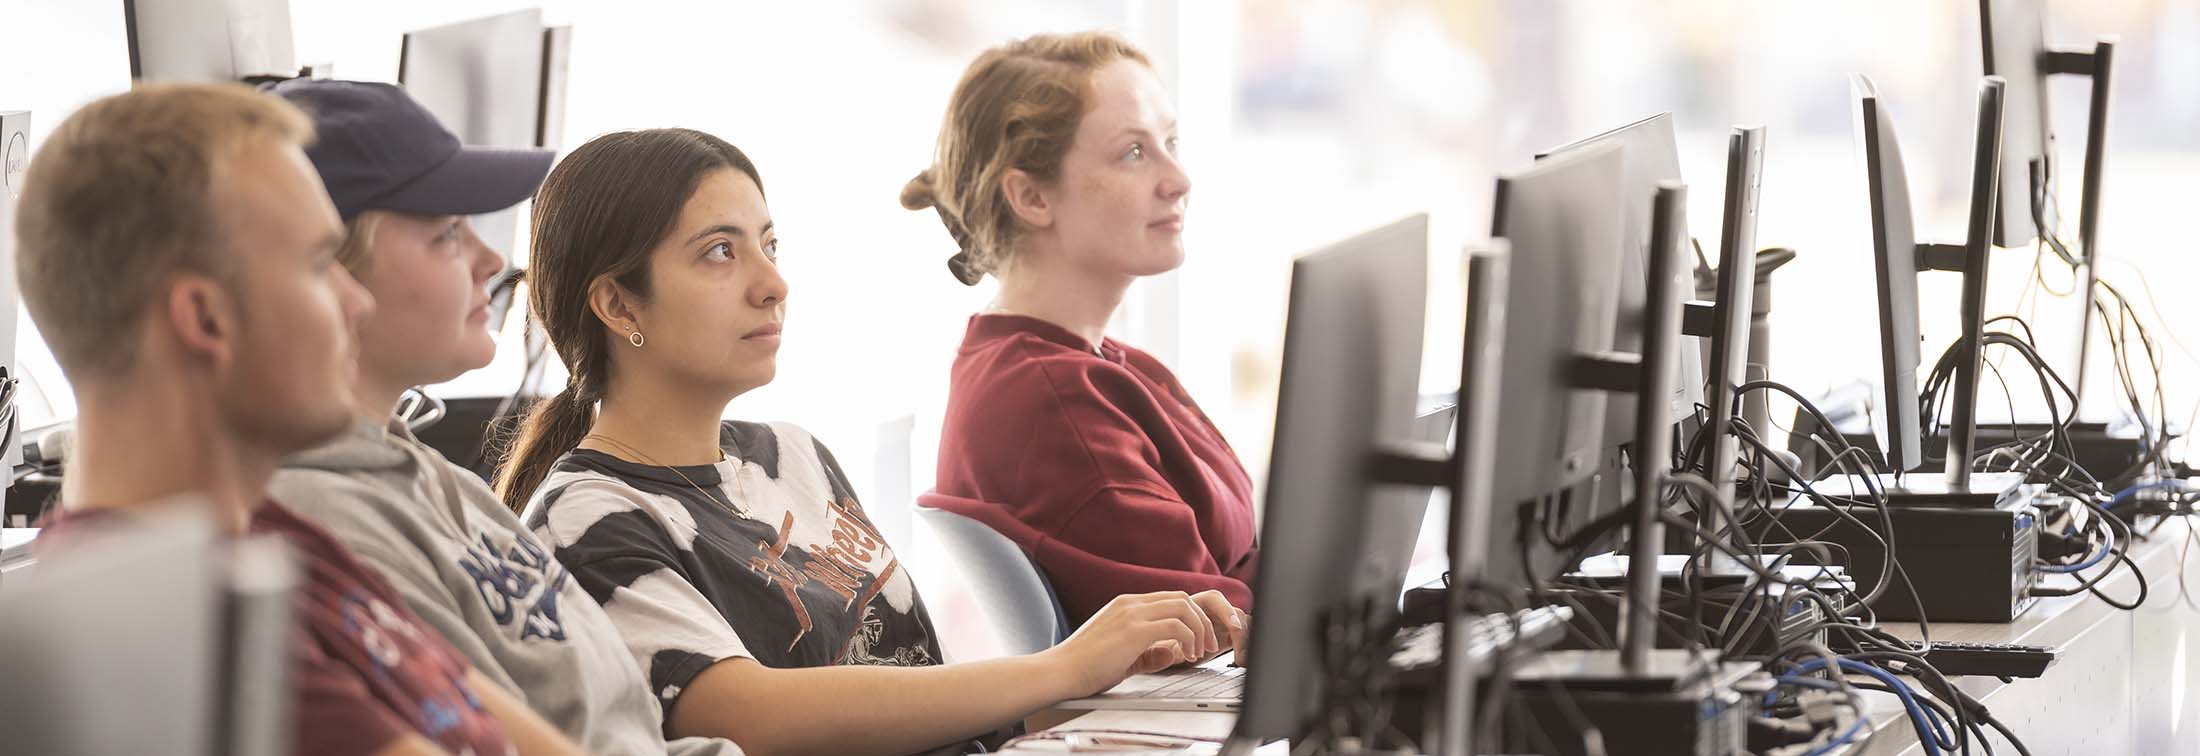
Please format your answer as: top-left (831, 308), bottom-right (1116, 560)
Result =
top-left (1058, 403), bottom-right (1460, 712)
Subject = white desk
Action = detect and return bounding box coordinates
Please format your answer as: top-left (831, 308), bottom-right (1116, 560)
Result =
top-left (1013, 709), bottom-right (1273, 754)
top-left (1, 527), bottom-right (35, 575)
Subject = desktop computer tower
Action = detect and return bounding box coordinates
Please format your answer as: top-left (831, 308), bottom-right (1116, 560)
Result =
top-left (1497, 652), bottom-right (1764, 756)
top-left (1385, 650), bottom-right (1764, 756)
top-left (1831, 426), bottom-right (2153, 486)
top-left (1764, 481), bottom-right (2043, 622)
top-left (1545, 574), bottom-right (1854, 660)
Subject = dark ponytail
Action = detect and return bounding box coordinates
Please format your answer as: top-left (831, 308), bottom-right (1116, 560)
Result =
top-left (492, 128), bottom-right (764, 514)
top-left (494, 382), bottom-right (598, 515)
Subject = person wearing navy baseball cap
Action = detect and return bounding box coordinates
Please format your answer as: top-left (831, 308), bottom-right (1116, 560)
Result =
top-left (272, 78), bottom-right (552, 223)
top-left (263, 79), bottom-right (745, 756)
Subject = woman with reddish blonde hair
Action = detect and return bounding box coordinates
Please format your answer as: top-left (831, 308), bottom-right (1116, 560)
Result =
top-left (907, 32), bottom-right (1259, 628)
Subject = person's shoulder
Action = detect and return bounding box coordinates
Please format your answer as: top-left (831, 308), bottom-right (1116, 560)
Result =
top-left (422, 453), bottom-right (532, 530)
top-left (527, 462), bottom-right (664, 539)
top-left (252, 501), bottom-right (409, 586)
top-left (267, 467), bottom-right (419, 531)
top-left (1112, 341), bottom-right (1175, 377)
top-left (722, 420), bottom-right (853, 492)
top-left (962, 338), bottom-right (1149, 410)
top-left (720, 418), bottom-right (808, 455)
top-left (265, 469), bottom-right (468, 579)
top-left (983, 331), bottom-right (1132, 373)
top-left (531, 460), bottom-right (651, 512)
top-left (724, 419), bottom-right (840, 453)
top-left (251, 500), bottom-right (342, 546)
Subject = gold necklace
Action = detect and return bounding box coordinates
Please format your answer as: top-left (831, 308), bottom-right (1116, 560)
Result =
top-left (582, 433), bottom-right (749, 519)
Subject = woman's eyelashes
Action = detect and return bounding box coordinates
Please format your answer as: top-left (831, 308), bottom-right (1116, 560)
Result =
top-left (702, 233), bottom-right (777, 264)
top-left (1120, 136), bottom-right (1179, 163)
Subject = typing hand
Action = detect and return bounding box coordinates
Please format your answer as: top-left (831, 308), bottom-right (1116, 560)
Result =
top-left (1185, 590), bottom-right (1248, 665)
top-left (1048, 591), bottom-right (1220, 697)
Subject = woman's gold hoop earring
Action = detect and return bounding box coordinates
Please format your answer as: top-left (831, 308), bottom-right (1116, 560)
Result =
top-left (628, 330), bottom-right (645, 348)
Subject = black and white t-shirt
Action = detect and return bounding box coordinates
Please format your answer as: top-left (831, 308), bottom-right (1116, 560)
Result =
top-left (524, 420), bottom-right (945, 715)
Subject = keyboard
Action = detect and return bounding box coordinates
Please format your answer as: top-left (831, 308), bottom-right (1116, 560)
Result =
top-left (1916, 641), bottom-right (2057, 678)
top-left (1095, 605), bottom-right (1576, 703)
top-left (1392, 605), bottom-right (1577, 673)
top-left (1110, 658), bottom-right (1246, 700)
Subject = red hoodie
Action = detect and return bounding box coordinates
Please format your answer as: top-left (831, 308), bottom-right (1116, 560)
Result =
top-left (928, 314), bottom-right (1258, 625)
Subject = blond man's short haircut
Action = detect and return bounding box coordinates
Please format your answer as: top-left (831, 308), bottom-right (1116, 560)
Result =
top-left (14, 82), bottom-right (315, 378)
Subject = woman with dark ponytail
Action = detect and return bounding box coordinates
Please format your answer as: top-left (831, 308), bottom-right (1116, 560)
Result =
top-left (498, 127), bottom-right (1246, 756)
top-left (491, 129), bottom-right (714, 512)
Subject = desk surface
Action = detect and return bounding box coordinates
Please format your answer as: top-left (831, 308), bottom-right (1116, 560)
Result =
top-left (1, 527), bottom-right (35, 571)
top-left (1029, 526), bottom-right (2200, 755)
top-left (1010, 709), bottom-right (1269, 754)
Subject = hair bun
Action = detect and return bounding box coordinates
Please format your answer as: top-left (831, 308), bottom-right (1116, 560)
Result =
top-left (947, 251), bottom-right (984, 286)
top-left (903, 168), bottom-right (983, 285)
top-left (899, 170), bottom-right (939, 211)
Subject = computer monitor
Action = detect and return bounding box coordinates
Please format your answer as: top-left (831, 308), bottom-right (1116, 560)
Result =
top-left (399, 9), bottom-right (565, 326)
top-left (1483, 143), bottom-right (1627, 588)
top-left (1542, 114), bottom-right (1707, 422)
top-left (124, 0), bottom-right (298, 82)
top-left (1948, 78), bottom-right (2009, 489)
top-left (0, 111), bottom-right (26, 474)
top-left (1364, 402), bottom-right (1458, 607)
top-left (1702, 126), bottom-right (1767, 513)
top-left (0, 509), bottom-right (291, 756)
top-left (1541, 115), bottom-right (1708, 514)
top-left (1978, 0), bottom-right (2050, 249)
top-left (538, 25), bottom-right (575, 150)
top-left (1854, 76), bottom-right (1928, 475)
top-left (1979, 0), bottom-right (2116, 401)
top-left (1853, 75), bottom-right (2007, 486)
top-left (1235, 214), bottom-right (1430, 743)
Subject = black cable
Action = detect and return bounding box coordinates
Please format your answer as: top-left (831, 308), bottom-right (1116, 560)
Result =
top-left (2032, 502), bottom-right (2147, 610)
top-left (1733, 430), bottom-right (1927, 620)
top-left (1920, 326), bottom-right (2083, 481)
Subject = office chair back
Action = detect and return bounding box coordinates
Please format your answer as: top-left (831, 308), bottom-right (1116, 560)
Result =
top-left (914, 504), bottom-right (1070, 656)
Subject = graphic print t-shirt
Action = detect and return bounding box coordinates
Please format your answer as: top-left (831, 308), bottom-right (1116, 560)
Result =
top-left (525, 421), bottom-right (945, 714)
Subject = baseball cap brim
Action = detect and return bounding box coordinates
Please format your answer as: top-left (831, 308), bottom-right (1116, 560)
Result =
top-left (368, 145), bottom-right (554, 218)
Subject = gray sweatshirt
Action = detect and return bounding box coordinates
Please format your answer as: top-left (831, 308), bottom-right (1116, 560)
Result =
top-left (270, 418), bottom-right (744, 756)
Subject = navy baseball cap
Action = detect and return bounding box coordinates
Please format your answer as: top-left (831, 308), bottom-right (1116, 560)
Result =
top-left (264, 79), bottom-right (552, 223)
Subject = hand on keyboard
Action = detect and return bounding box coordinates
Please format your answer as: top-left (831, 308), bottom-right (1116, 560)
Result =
top-left (1045, 590), bottom-right (1234, 698)
top-left (1186, 591), bottom-right (1250, 664)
